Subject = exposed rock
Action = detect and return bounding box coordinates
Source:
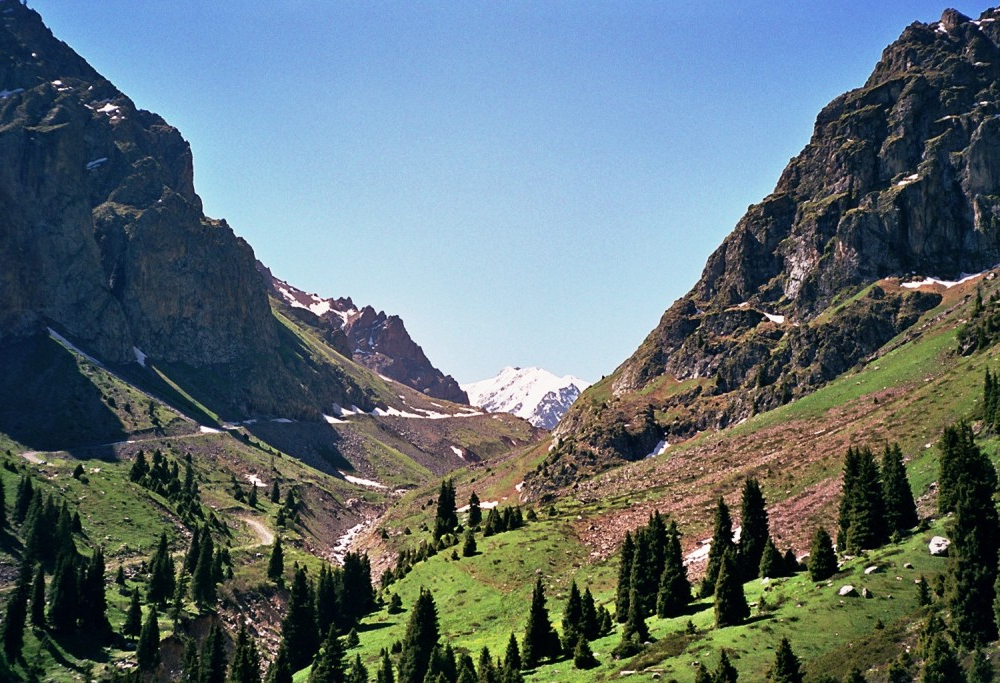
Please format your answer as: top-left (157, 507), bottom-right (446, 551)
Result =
top-left (862, 587), bottom-right (874, 599)
top-left (838, 584), bottom-right (858, 597)
top-left (929, 536), bottom-right (951, 556)
top-left (864, 565), bottom-right (881, 575)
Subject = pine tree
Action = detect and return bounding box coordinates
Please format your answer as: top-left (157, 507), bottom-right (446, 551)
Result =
top-left (136, 606), bottom-right (161, 672)
top-left (123, 588), bottom-right (142, 638)
top-left (347, 654), bottom-right (367, 683)
top-left (455, 652), bottom-right (476, 683)
top-left (433, 479), bottom-right (458, 540)
top-left (375, 648), bottom-right (395, 683)
top-left (968, 649), bottom-right (993, 683)
top-left (477, 647), bottom-right (497, 683)
top-left (265, 642), bottom-right (294, 683)
top-left (520, 578), bottom-right (560, 668)
top-left (248, 484), bottom-right (258, 509)
top-left (843, 447), bottom-right (888, 552)
top-left (48, 550), bottom-right (79, 633)
top-left (80, 547), bottom-right (111, 641)
top-left (1, 563), bottom-right (30, 660)
top-left (462, 531), bottom-right (477, 557)
top-left (836, 447), bottom-right (862, 551)
top-left (807, 527), bottom-right (837, 582)
top-left (468, 492), bottom-right (482, 528)
top-left (615, 532), bottom-right (634, 623)
top-left (700, 497), bottom-right (734, 598)
top-left (738, 478), bottom-right (769, 581)
top-left (504, 632), bottom-right (521, 672)
top-left (29, 564), bottom-right (45, 628)
top-left (268, 536), bottom-right (284, 583)
top-left (572, 635), bottom-right (597, 670)
top-left (938, 421), bottom-right (981, 514)
top-left (881, 443), bottom-right (918, 534)
top-left (229, 624), bottom-right (262, 683)
top-left (580, 587), bottom-right (599, 641)
top-left (656, 520), bottom-right (691, 618)
top-left (398, 588), bottom-right (439, 683)
top-left (560, 581), bottom-right (583, 653)
top-left (314, 564), bottom-right (338, 637)
top-left (714, 650), bottom-right (739, 683)
top-left (192, 529), bottom-right (217, 609)
top-left (714, 549), bottom-right (749, 628)
top-left (758, 538), bottom-right (786, 579)
top-left (13, 474), bottom-right (33, 525)
top-left (270, 481), bottom-right (281, 504)
top-left (921, 633), bottom-right (963, 683)
top-left (147, 532), bottom-right (175, 606)
top-left (185, 527), bottom-right (202, 575)
top-left (202, 624), bottom-right (229, 683)
top-left (766, 637), bottom-right (803, 683)
top-left (282, 565), bottom-right (320, 671)
top-left (181, 638), bottom-right (201, 683)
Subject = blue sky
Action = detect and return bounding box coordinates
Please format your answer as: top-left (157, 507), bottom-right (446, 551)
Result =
top-left (30, 1), bottom-right (995, 384)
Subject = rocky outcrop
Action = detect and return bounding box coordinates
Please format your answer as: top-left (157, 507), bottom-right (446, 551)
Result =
top-left (0, 3), bottom-right (367, 421)
top-left (265, 270), bottom-right (468, 404)
top-left (544, 7), bottom-right (1000, 490)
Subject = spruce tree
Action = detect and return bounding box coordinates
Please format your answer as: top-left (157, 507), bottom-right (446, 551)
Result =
top-left (309, 628), bottom-right (347, 683)
top-left (615, 532), bottom-right (634, 623)
top-left (758, 538), bottom-right (786, 579)
top-left (13, 474), bottom-right (33, 525)
top-left (520, 578), bottom-right (559, 668)
top-left (738, 478), bottom-right (769, 581)
top-left (807, 527), bottom-right (837, 581)
top-left (468, 492), bottom-right (482, 528)
top-left (881, 443), bottom-right (918, 534)
top-left (192, 529), bottom-right (217, 609)
top-left (462, 530), bottom-right (477, 557)
top-left (700, 497), bottom-right (734, 598)
top-left (836, 447), bottom-right (862, 551)
top-left (433, 479), bottom-right (458, 540)
top-left (572, 635), bottom-right (598, 670)
top-left (560, 581), bottom-right (583, 653)
top-left (843, 447), bottom-right (887, 552)
top-left (398, 588), bottom-right (439, 683)
top-left (455, 652), bottom-right (476, 683)
top-left (29, 564), bottom-right (45, 628)
top-left (270, 481), bottom-right (281, 504)
top-left (136, 606), bottom-right (161, 672)
top-left (613, 584), bottom-right (648, 658)
top-left (229, 624), bottom-right (262, 683)
top-left (921, 633), bottom-right (963, 683)
top-left (656, 520), bottom-right (691, 618)
top-left (476, 647), bottom-right (497, 683)
top-left (886, 658), bottom-right (911, 683)
top-left (843, 668), bottom-right (866, 683)
top-left (265, 642), bottom-right (293, 683)
top-left (281, 565), bottom-right (320, 671)
top-left (375, 648), bottom-right (395, 683)
top-left (202, 624), bottom-right (229, 683)
top-left (766, 637), bottom-right (803, 683)
top-left (147, 532), bottom-right (175, 607)
top-left (714, 549), bottom-right (749, 628)
top-left (714, 650), bottom-right (739, 683)
top-left (504, 632), bottom-right (521, 672)
top-left (123, 589), bottom-right (142, 638)
top-left (267, 536), bottom-right (284, 583)
top-left (580, 587), bottom-right (599, 641)
top-left (181, 638), bottom-right (201, 683)
top-left (694, 664), bottom-right (712, 683)
top-left (185, 527), bottom-right (202, 575)
top-left (938, 421), bottom-right (979, 514)
top-left (80, 547), bottom-right (111, 641)
top-left (1, 563), bottom-right (30, 660)
top-left (347, 654), bottom-right (367, 683)
top-left (48, 550), bottom-right (78, 633)
top-left (968, 649), bottom-right (993, 683)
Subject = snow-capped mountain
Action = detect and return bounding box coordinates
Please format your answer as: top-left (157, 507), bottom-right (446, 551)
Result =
top-left (462, 367), bottom-right (590, 430)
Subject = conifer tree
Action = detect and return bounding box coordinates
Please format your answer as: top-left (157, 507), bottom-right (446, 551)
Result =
top-left (503, 632), bottom-right (521, 673)
top-left (766, 637), bottom-right (803, 683)
top-left (265, 642), bottom-right (293, 683)
top-left (837, 447), bottom-right (862, 551)
top-left (468, 492), bottom-right (482, 528)
top-left (433, 479), bottom-right (458, 540)
top-left (267, 536), bottom-right (284, 584)
top-left (968, 649), bottom-right (993, 683)
top-left (615, 532), bottom-right (634, 622)
top-left (270, 480), bottom-right (280, 504)
top-left (636, 512), bottom-right (669, 614)
top-left (375, 648), bottom-right (395, 683)
top-left (843, 668), bottom-right (866, 683)
top-left (229, 624), bottom-right (262, 683)
top-left (136, 606), bottom-right (161, 672)
top-left (455, 652), bottom-right (476, 683)
top-left (462, 530), bottom-right (477, 557)
top-left (192, 530), bottom-right (217, 609)
top-left (398, 588), bottom-right (439, 683)
top-left (314, 564), bottom-right (338, 637)
top-left (29, 564), bottom-right (44, 628)
top-left (572, 635), bottom-right (598, 670)
top-left (714, 650), bottom-right (739, 683)
top-left (700, 497), bottom-right (734, 598)
top-left (921, 633), bottom-right (963, 683)
top-left (181, 638), bottom-right (201, 683)
top-left (13, 474), bottom-right (33, 525)
top-left (613, 584), bottom-right (648, 657)
top-left (938, 421), bottom-right (980, 514)
top-left (521, 578), bottom-right (560, 668)
top-left (842, 447), bottom-right (887, 552)
top-left (148, 532), bottom-right (175, 607)
top-left (248, 484), bottom-right (258, 509)
top-left (347, 654), bottom-right (367, 683)
top-left (714, 549), bottom-right (749, 628)
top-left (281, 565), bottom-right (320, 671)
top-left (1, 563), bottom-right (30, 660)
top-left (0, 471), bottom-right (6, 530)
top-left (477, 647), bottom-right (496, 683)
top-left (885, 658), bottom-right (911, 683)
top-left (202, 624), bottom-right (229, 683)
top-left (656, 520), bottom-right (691, 618)
top-left (580, 587), bottom-right (599, 641)
top-left (185, 527), bottom-right (202, 575)
top-left (560, 581), bottom-right (583, 653)
top-left (758, 538), bottom-right (786, 579)
top-left (881, 443), bottom-right (918, 534)
top-left (694, 664), bottom-right (712, 683)
top-left (123, 588), bottom-right (142, 638)
top-left (48, 550), bottom-right (79, 633)
top-left (80, 547), bottom-right (111, 640)
top-left (807, 527), bottom-right (837, 581)
top-left (738, 478), bottom-right (769, 581)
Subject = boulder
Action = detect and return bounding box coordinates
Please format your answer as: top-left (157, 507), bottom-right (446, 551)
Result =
top-left (929, 536), bottom-right (951, 556)
top-left (864, 565), bottom-right (880, 575)
top-left (838, 584), bottom-right (858, 597)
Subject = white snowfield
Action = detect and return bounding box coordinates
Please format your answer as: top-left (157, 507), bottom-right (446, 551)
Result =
top-left (900, 272), bottom-right (983, 289)
top-left (338, 471), bottom-right (387, 490)
top-left (461, 366), bottom-right (590, 429)
top-left (274, 281), bottom-right (356, 327)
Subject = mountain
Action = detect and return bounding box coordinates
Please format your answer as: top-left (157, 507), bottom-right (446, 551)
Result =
top-left (462, 366), bottom-right (589, 429)
top-left (541, 5), bottom-right (1000, 493)
top-left (265, 268), bottom-right (469, 404)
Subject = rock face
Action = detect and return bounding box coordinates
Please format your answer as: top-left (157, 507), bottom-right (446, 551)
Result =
top-left (266, 270), bottom-right (468, 404)
top-left (542, 7), bottom-right (1000, 491)
top-left (462, 366), bottom-right (589, 429)
top-left (0, 3), bottom-right (367, 422)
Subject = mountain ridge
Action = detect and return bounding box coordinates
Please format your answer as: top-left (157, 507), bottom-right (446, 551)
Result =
top-left (462, 366), bottom-right (589, 429)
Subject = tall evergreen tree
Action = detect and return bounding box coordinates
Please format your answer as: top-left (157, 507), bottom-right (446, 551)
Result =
top-left (520, 578), bottom-right (560, 668)
top-left (700, 497), bottom-right (734, 598)
top-left (714, 549), bottom-right (749, 628)
top-left (560, 581), bottom-right (583, 653)
top-left (580, 587), bottom-right (600, 641)
top-left (738, 478), bottom-right (769, 581)
top-left (881, 443), bottom-right (918, 534)
top-left (615, 532), bottom-right (634, 623)
top-left (837, 447), bottom-right (863, 551)
top-left (202, 624), bottom-right (229, 683)
top-left (842, 447), bottom-right (888, 552)
top-left (615, 584), bottom-right (648, 656)
top-left (397, 588), bottom-right (439, 683)
top-left (635, 512), bottom-right (669, 614)
top-left (766, 637), bottom-right (803, 683)
top-left (229, 624), bottom-right (262, 683)
top-left (921, 633), bottom-right (963, 683)
top-left (938, 421), bottom-right (979, 514)
top-left (265, 642), bottom-right (293, 683)
top-left (347, 654), bottom-right (368, 683)
top-left (572, 635), bottom-right (598, 670)
top-left (185, 527), bottom-right (202, 575)
top-left (476, 647), bottom-right (497, 683)
top-left (29, 564), bottom-right (45, 628)
top-left (80, 547), bottom-right (111, 641)
top-left (375, 648), bottom-right (395, 683)
top-left (968, 649), bottom-right (993, 683)
top-left (714, 650), bottom-right (739, 683)
top-left (758, 538), bottom-right (786, 579)
top-left (281, 565), bottom-right (320, 672)
top-left (314, 564), bottom-right (339, 638)
top-left (13, 474), bottom-right (33, 525)
top-left (147, 532), bottom-right (175, 607)
top-left (123, 589), bottom-right (142, 638)
top-left (48, 550), bottom-right (79, 633)
top-left (192, 529), bottom-right (217, 609)
top-left (468, 492), bottom-right (482, 528)
top-left (433, 479), bottom-right (458, 540)
top-left (656, 520), bottom-right (691, 618)
top-left (181, 638), bottom-right (201, 683)
top-left (136, 606), bottom-right (161, 673)
top-left (1, 563), bottom-right (30, 660)
top-left (807, 527), bottom-right (837, 582)
top-left (503, 632), bottom-right (521, 673)
top-left (267, 536), bottom-right (284, 584)
top-left (340, 551), bottom-right (376, 626)
top-left (462, 530), bottom-right (477, 557)
top-left (455, 652), bottom-right (476, 683)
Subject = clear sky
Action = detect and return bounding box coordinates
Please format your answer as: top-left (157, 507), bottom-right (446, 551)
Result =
top-left (29, 1), bottom-right (996, 384)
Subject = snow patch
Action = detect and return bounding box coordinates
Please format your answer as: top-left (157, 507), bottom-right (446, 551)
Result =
top-left (763, 313), bottom-right (785, 324)
top-left (0, 87), bottom-right (23, 98)
top-left (198, 425), bottom-right (222, 434)
top-left (323, 414), bottom-right (348, 424)
top-left (462, 366), bottom-right (590, 429)
top-left (132, 346), bottom-right (147, 367)
top-left (457, 500), bottom-right (499, 513)
top-left (47, 328), bottom-right (102, 366)
top-left (96, 102), bottom-right (120, 114)
top-left (245, 474), bottom-right (266, 488)
top-left (450, 446), bottom-right (465, 460)
top-left (901, 272), bottom-right (982, 289)
top-left (646, 440), bottom-right (670, 458)
top-left (86, 157), bottom-right (108, 171)
top-left (339, 472), bottom-right (387, 490)
top-left (515, 481), bottom-right (525, 492)
top-left (895, 173), bottom-right (920, 187)
top-left (270, 418), bottom-right (294, 424)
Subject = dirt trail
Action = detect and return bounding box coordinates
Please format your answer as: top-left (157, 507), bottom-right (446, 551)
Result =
top-left (238, 516), bottom-right (275, 546)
